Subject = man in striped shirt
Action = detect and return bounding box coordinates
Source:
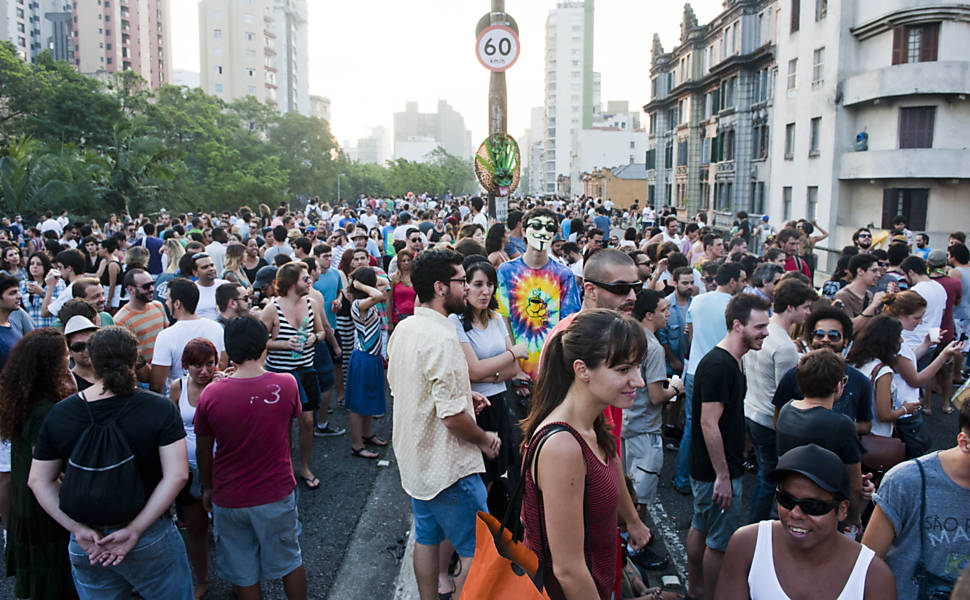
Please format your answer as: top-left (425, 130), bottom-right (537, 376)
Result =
top-left (114, 268), bottom-right (168, 381)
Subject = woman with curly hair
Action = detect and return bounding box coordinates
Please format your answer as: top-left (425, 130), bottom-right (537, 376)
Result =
top-left (0, 328), bottom-right (77, 600)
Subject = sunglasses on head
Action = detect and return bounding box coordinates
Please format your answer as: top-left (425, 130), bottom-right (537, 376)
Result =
top-left (775, 489), bottom-right (839, 516)
top-left (812, 329), bottom-right (843, 342)
top-left (527, 222), bottom-right (557, 233)
top-left (587, 279), bottom-right (643, 295)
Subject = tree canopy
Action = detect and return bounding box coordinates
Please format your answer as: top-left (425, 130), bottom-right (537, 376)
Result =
top-left (0, 42), bottom-right (478, 219)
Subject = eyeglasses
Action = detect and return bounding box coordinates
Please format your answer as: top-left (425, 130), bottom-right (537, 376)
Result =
top-left (236, 295), bottom-right (252, 302)
top-left (775, 489), bottom-right (839, 516)
top-left (812, 329), bottom-right (843, 342)
top-left (857, 233), bottom-right (872, 239)
top-left (137, 282), bottom-right (154, 291)
top-left (527, 222), bottom-right (557, 233)
top-left (587, 279), bottom-right (643, 295)
top-left (447, 278), bottom-right (468, 286)
top-left (704, 276), bottom-right (716, 283)
top-left (409, 238), bottom-right (423, 244)
top-left (635, 261), bottom-right (652, 268)
top-left (69, 341), bottom-right (87, 353)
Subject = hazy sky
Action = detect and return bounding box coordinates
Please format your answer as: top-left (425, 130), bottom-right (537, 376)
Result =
top-left (169, 0), bottom-right (723, 148)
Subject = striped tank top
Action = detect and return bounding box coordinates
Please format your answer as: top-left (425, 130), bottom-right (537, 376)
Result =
top-left (265, 297), bottom-right (315, 371)
top-left (351, 299), bottom-right (382, 356)
top-left (521, 422), bottom-right (619, 600)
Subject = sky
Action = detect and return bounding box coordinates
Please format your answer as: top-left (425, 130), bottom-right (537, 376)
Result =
top-left (169, 0), bottom-right (724, 149)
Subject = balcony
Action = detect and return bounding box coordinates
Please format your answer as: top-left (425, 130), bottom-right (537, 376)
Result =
top-left (839, 148), bottom-right (970, 180)
top-left (840, 62), bottom-right (970, 106)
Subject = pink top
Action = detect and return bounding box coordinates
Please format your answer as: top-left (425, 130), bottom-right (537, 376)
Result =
top-left (521, 422), bottom-right (619, 599)
top-left (392, 282), bottom-right (416, 324)
top-left (193, 372), bottom-right (300, 508)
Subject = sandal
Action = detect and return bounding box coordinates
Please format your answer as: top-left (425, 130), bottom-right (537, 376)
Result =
top-left (942, 404), bottom-right (955, 414)
top-left (351, 447), bottom-right (379, 459)
top-left (362, 434), bottom-right (388, 447)
top-left (298, 475), bottom-right (320, 490)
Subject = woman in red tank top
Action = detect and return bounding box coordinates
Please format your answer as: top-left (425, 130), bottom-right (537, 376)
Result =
top-left (387, 249), bottom-right (415, 328)
top-left (520, 309), bottom-right (652, 599)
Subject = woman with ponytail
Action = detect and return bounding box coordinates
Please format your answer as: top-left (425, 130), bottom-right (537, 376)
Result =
top-left (520, 309), bottom-right (651, 600)
top-left (28, 326), bottom-right (193, 598)
top-left (882, 291), bottom-right (964, 417)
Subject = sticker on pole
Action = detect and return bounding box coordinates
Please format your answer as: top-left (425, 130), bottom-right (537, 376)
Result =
top-left (476, 25), bottom-right (520, 72)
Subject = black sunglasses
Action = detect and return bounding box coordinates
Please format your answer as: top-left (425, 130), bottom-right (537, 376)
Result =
top-left (69, 341), bottom-right (87, 353)
top-left (812, 329), bottom-right (843, 342)
top-left (527, 222), bottom-right (557, 233)
top-left (775, 489), bottom-right (839, 516)
top-left (587, 280), bottom-right (643, 295)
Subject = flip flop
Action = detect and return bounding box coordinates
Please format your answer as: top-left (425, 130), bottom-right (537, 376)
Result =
top-left (351, 447), bottom-right (379, 459)
top-left (299, 475), bottom-right (320, 490)
top-left (362, 434), bottom-right (388, 447)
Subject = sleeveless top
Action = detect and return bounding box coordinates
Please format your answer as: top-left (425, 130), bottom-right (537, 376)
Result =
top-left (521, 422), bottom-right (618, 600)
top-left (265, 298), bottom-right (315, 371)
top-left (391, 282), bottom-right (415, 323)
top-left (747, 520), bottom-right (873, 599)
top-left (177, 376), bottom-right (198, 469)
top-left (351, 299), bottom-right (382, 356)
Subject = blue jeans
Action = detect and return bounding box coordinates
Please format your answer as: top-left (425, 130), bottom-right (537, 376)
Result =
top-left (69, 517), bottom-right (193, 600)
top-left (674, 373), bottom-right (694, 489)
top-left (745, 418), bottom-right (778, 524)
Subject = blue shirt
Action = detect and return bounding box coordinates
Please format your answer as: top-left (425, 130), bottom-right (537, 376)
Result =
top-left (313, 268), bottom-right (343, 330)
top-left (0, 323), bottom-right (22, 370)
top-left (659, 292), bottom-right (691, 376)
top-left (504, 235), bottom-right (527, 257)
top-left (685, 291), bottom-right (732, 376)
top-left (593, 215), bottom-right (611, 233)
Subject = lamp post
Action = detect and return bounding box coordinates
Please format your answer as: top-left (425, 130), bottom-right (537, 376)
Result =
top-left (336, 173), bottom-right (346, 206)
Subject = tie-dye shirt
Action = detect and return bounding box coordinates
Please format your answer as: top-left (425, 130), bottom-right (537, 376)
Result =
top-left (495, 256), bottom-right (581, 378)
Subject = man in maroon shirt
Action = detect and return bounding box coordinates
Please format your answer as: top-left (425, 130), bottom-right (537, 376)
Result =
top-left (928, 249), bottom-right (963, 409)
top-left (195, 316), bottom-right (307, 600)
top-left (778, 228), bottom-right (811, 279)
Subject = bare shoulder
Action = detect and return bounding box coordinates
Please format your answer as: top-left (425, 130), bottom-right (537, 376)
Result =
top-left (863, 551), bottom-right (895, 599)
top-left (726, 522), bottom-right (760, 555)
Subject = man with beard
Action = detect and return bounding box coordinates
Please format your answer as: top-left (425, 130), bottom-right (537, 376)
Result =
top-left (686, 293), bottom-right (769, 600)
top-left (388, 249), bottom-right (498, 600)
top-left (778, 228), bottom-right (812, 278)
top-left (495, 207), bottom-right (581, 379)
top-left (114, 268), bottom-right (169, 381)
top-left (192, 252), bottom-right (228, 322)
top-left (772, 306), bottom-right (873, 435)
top-left (852, 227), bottom-right (873, 254)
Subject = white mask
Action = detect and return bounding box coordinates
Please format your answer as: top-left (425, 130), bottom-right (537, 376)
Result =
top-left (525, 217), bottom-right (557, 252)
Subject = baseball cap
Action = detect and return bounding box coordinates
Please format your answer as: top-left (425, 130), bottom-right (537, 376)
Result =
top-left (64, 315), bottom-right (99, 336)
top-left (762, 215), bottom-right (770, 222)
top-left (927, 249), bottom-right (948, 268)
top-left (253, 265), bottom-right (278, 290)
top-left (770, 444), bottom-right (851, 500)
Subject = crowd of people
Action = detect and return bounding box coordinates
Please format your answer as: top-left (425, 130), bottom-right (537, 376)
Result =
top-left (0, 195), bottom-right (966, 600)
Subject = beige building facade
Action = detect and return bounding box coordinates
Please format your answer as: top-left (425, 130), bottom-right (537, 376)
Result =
top-left (199, 0), bottom-right (278, 107)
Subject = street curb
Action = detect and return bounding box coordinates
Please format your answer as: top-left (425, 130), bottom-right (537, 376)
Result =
top-left (392, 520), bottom-right (418, 600)
top-left (327, 449), bottom-right (412, 600)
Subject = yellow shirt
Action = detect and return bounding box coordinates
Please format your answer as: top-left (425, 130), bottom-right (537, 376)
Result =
top-left (388, 307), bottom-right (485, 500)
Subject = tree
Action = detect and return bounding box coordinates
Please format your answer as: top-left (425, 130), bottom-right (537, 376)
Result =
top-left (0, 137), bottom-right (68, 214)
top-left (268, 111), bottom-right (338, 199)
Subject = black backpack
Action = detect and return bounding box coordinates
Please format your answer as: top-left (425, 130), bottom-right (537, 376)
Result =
top-left (59, 394), bottom-right (147, 527)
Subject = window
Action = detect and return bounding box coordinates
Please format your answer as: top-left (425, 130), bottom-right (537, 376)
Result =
top-left (216, 65), bottom-right (222, 74)
top-left (791, 0), bottom-right (800, 32)
top-left (783, 187), bottom-right (793, 220)
top-left (664, 142), bottom-right (674, 169)
top-left (213, 28), bottom-right (221, 38)
top-left (245, 32), bottom-right (255, 41)
top-left (892, 23), bottom-right (939, 64)
top-left (645, 148), bottom-right (656, 166)
top-left (215, 83), bottom-right (223, 93)
top-left (724, 129), bottom-right (736, 161)
top-left (787, 59), bottom-right (797, 89)
top-left (812, 47), bottom-right (824, 84)
top-left (785, 123), bottom-right (796, 159)
top-left (244, 14), bottom-right (255, 23)
top-left (753, 123), bottom-right (769, 159)
top-left (898, 106), bottom-right (935, 148)
top-left (751, 182), bottom-right (765, 214)
top-left (809, 117), bottom-right (821, 155)
top-left (882, 189), bottom-right (928, 230)
top-left (648, 113), bottom-right (656, 134)
top-left (677, 140), bottom-right (688, 165)
top-left (815, 0), bottom-right (827, 20)
top-left (807, 186), bottom-right (818, 220)
top-left (701, 135), bottom-right (711, 165)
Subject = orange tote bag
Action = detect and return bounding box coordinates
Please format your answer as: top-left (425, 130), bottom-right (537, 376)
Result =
top-left (459, 510), bottom-right (552, 599)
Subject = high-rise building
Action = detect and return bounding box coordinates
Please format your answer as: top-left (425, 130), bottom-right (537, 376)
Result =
top-left (393, 100), bottom-right (471, 161)
top-left (70, 0), bottom-right (172, 89)
top-left (310, 95), bottom-right (330, 123)
top-left (199, 0), bottom-right (278, 107)
top-left (272, 0), bottom-right (308, 115)
top-left (542, 1), bottom-right (599, 195)
top-left (2, 0), bottom-right (72, 62)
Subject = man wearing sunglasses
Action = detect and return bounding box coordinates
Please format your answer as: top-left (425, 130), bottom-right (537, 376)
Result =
top-left (495, 208), bottom-right (580, 379)
top-left (852, 227), bottom-right (873, 253)
top-left (772, 307), bottom-right (874, 436)
top-left (718, 444), bottom-right (894, 599)
top-left (114, 268), bottom-right (169, 382)
top-left (775, 351), bottom-right (870, 533)
top-left (64, 314), bottom-right (99, 391)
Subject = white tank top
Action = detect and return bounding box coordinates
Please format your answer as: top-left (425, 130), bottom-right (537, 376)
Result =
top-left (747, 520), bottom-right (873, 600)
top-left (177, 375), bottom-right (197, 469)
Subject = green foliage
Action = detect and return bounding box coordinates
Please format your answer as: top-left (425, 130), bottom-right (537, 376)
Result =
top-left (0, 42), bottom-right (478, 219)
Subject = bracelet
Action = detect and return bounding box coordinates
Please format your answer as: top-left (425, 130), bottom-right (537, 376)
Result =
top-left (508, 349), bottom-right (517, 361)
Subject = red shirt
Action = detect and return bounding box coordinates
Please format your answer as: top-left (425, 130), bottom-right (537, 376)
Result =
top-left (784, 254), bottom-right (811, 278)
top-left (932, 275), bottom-right (962, 345)
top-left (194, 372), bottom-right (300, 508)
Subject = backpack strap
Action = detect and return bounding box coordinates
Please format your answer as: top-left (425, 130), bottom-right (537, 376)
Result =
top-left (868, 362), bottom-right (887, 388)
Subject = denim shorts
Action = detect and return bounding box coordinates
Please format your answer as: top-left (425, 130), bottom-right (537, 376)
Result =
top-left (411, 474), bottom-right (488, 557)
top-left (212, 490), bottom-right (302, 587)
top-left (690, 476), bottom-right (744, 553)
top-left (68, 517), bottom-right (193, 600)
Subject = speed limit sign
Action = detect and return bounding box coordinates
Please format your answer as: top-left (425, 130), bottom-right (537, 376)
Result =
top-left (476, 24), bottom-right (520, 72)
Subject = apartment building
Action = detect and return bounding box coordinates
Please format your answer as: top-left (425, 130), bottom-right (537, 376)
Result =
top-left (199, 0), bottom-right (278, 107)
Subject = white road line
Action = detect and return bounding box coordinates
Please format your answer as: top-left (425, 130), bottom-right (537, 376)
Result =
top-left (647, 499), bottom-right (688, 583)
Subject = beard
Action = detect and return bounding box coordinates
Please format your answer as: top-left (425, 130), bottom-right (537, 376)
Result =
top-left (444, 290), bottom-right (467, 315)
top-left (743, 331), bottom-right (766, 351)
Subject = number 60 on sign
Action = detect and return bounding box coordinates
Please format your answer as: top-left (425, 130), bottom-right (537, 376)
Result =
top-left (476, 25), bottom-right (520, 72)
